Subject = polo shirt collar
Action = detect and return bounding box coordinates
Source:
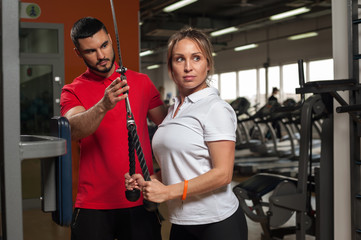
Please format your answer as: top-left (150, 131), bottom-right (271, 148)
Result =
top-left (173, 87), bottom-right (219, 105)
top-left (187, 87), bottom-right (219, 103)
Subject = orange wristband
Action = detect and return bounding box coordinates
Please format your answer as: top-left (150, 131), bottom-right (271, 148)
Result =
top-left (182, 180), bottom-right (188, 200)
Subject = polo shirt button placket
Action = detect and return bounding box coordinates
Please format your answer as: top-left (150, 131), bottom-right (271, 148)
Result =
top-left (179, 99), bottom-right (187, 112)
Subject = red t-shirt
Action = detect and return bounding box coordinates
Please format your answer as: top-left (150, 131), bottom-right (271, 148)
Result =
top-left (60, 65), bottom-right (163, 209)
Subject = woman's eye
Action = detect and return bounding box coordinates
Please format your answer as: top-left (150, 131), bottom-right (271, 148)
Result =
top-left (194, 56), bottom-right (200, 61)
top-left (176, 57), bottom-right (183, 62)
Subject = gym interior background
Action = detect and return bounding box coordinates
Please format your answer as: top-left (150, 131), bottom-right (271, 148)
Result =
top-left (0, 0), bottom-right (359, 239)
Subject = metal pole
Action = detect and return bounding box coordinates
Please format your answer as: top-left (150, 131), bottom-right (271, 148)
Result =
top-left (1, 0), bottom-right (23, 239)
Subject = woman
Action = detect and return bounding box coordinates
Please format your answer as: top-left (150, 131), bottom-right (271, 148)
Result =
top-left (126, 27), bottom-right (247, 240)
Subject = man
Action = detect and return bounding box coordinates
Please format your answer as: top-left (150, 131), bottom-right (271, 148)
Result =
top-left (268, 87), bottom-right (279, 103)
top-left (61, 17), bottom-right (166, 240)
top-left (267, 87), bottom-right (281, 139)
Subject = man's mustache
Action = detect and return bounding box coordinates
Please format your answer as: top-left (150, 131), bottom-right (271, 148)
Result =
top-left (97, 58), bottom-right (109, 65)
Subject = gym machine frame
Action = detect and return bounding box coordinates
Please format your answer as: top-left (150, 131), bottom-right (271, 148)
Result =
top-left (1, 1), bottom-right (72, 239)
top-left (234, 60), bottom-right (320, 240)
top-left (233, 59), bottom-right (361, 240)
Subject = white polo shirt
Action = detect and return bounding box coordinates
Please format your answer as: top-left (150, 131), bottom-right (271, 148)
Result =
top-left (152, 87), bottom-right (239, 225)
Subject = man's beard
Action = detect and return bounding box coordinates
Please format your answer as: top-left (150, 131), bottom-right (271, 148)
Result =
top-left (84, 50), bottom-right (116, 74)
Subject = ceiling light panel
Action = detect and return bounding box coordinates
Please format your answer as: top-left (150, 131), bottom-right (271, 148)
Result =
top-left (234, 43), bottom-right (258, 52)
top-left (288, 32), bottom-right (318, 40)
top-left (163, 0), bottom-right (198, 13)
top-left (270, 7), bottom-right (310, 21)
top-left (139, 50), bottom-right (154, 57)
top-left (210, 27), bottom-right (238, 37)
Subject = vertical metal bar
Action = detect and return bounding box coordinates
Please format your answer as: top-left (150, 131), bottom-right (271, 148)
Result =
top-left (350, 0), bottom-right (361, 239)
top-left (296, 95), bottom-right (314, 240)
top-left (319, 117), bottom-right (334, 240)
top-left (1, 0), bottom-right (23, 239)
top-left (315, 167), bottom-right (320, 239)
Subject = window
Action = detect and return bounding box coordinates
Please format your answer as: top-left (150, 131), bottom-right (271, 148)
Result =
top-left (282, 63), bottom-right (302, 102)
top-left (268, 66), bottom-right (280, 95)
top-left (309, 59), bottom-right (334, 81)
top-left (220, 72), bottom-right (237, 101)
top-left (259, 67), bottom-right (280, 106)
top-left (212, 58), bottom-right (333, 108)
top-left (20, 28), bottom-right (59, 54)
top-left (238, 69), bottom-right (257, 106)
top-left (259, 68), bottom-right (266, 106)
top-left (209, 74), bottom-right (219, 89)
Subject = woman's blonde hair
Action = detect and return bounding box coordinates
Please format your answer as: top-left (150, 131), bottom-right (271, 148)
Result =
top-left (167, 27), bottom-right (214, 82)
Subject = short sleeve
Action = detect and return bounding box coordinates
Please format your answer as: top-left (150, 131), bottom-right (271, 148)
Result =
top-left (60, 87), bottom-right (82, 116)
top-left (203, 102), bottom-right (237, 142)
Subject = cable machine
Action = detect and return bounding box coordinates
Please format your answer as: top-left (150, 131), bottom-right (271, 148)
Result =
top-left (1, 1), bottom-right (72, 239)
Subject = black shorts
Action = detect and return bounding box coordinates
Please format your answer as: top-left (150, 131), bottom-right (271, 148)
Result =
top-left (169, 204), bottom-right (248, 240)
top-left (71, 206), bottom-right (162, 240)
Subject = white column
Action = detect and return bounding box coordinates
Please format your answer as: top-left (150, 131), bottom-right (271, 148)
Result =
top-left (332, 0), bottom-right (351, 239)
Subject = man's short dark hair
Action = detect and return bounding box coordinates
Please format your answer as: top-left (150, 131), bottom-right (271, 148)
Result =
top-left (272, 87), bottom-right (279, 94)
top-left (71, 17), bottom-right (108, 48)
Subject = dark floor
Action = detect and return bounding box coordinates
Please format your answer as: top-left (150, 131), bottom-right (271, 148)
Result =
top-left (19, 152), bottom-right (317, 239)
top-left (21, 173), bottom-right (315, 240)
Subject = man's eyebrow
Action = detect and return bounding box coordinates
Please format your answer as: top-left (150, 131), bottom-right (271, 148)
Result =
top-left (81, 40), bottom-right (110, 52)
top-left (101, 40), bottom-right (110, 47)
top-left (81, 47), bottom-right (95, 52)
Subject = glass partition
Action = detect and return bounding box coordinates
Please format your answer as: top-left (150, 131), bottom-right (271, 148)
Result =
top-left (20, 64), bottom-right (53, 135)
top-left (20, 28), bottom-right (58, 54)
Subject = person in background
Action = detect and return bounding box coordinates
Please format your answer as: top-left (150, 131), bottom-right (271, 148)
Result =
top-left (60, 17), bottom-right (167, 240)
top-left (268, 87), bottom-right (279, 103)
top-left (268, 87), bottom-right (281, 139)
top-left (126, 27), bottom-right (248, 240)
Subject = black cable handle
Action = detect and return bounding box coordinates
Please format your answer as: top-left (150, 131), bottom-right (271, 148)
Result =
top-left (110, 0), bottom-right (157, 212)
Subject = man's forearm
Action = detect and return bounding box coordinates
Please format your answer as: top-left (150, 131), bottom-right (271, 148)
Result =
top-left (67, 103), bottom-right (107, 141)
top-left (64, 77), bottom-right (129, 141)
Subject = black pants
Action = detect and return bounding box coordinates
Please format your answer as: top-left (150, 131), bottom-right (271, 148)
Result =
top-left (71, 206), bottom-right (161, 240)
top-left (169, 205), bottom-right (248, 240)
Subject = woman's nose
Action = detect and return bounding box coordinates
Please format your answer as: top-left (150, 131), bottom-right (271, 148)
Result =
top-left (184, 61), bottom-right (192, 72)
